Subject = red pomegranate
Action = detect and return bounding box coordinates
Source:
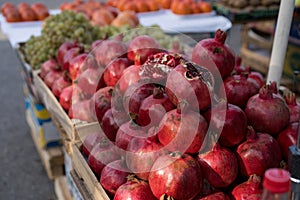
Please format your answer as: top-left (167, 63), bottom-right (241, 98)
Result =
top-left (100, 108), bottom-right (120, 142)
top-left (245, 83), bottom-right (290, 135)
top-left (59, 85), bottom-right (73, 111)
top-left (77, 68), bottom-right (102, 98)
top-left (197, 192), bottom-right (230, 200)
top-left (44, 69), bottom-right (63, 89)
top-left (148, 152), bottom-right (203, 200)
top-left (92, 86), bottom-right (114, 123)
top-left (236, 127), bottom-right (282, 177)
top-left (69, 99), bottom-right (96, 123)
top-left (69, 53), bottom-right (89, 81)
top-left (103, 58), bottom-right (131, 87)
top-left (57, 41), bottom-right (79, 67)
top-left (192, 29), bottom-right (235, 79)
top-left (52, 74), bottom-right (71, 98)
top-left (284, 92), bottom-right (300, 123)
top-left (40, 58), bottom-right (59, 79)
top-left (62, 47), bottom-right (84, 71)
top-left (82, 132), bottom-right (104, 157)
top-left (165, 61), bottom-right (214, 111)
top-left (231, 174), bottom-right (263, 200)
top-left (197, 143), bottom-right (238, 188)
top-left (157, 107), bottom-right (208, 154)
top-left (117, 64), bottom-right (141, 93)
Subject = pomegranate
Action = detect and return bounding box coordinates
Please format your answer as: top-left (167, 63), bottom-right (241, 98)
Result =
top-left (197, 192), bottom-right (230, 200)
top-left (139, 52), bottom-right (182, 83)
top-left (91, 39), bottom-right (103, 51)
top-left (137, 87), bottom-right (175, 128)
top-left (148, 152), bottom-right (202, 200)
top-left (117, 64), bottom-right (141, 93)
top-left (77, 68), bottom-right (102, 98)
top-left (277, 122), bottom-right (299, 161)
top-left (210, 103), bottom-right (247, 147)
top-left (233, 56), bottom-right (247, 75)
top-left (62, 47), bottom-right (84, 71)
top-left (114, 179), bottom-right (157, 200)
top-left (126, 137), bottom-right (165, 180)
top-left (284, 92), bottom-right (300, 123)
top-left (40, 59), bottom-right (59, 79)
top-left (57, 41), bottom-right (79, 67)
top-left (69, 99), bottom-right (96, 122)
top-left (115, 121), bottom-right (147, 150)
top-left (93, 39), bottom-right (127, 67)
top-left (231, 174), bottom-right (263, 200)
top-left (69, 53), bottom-right (88, 81)
top-left (93, 86), bottom-right (114, 123)
top-left (157, 107), bottom-right (208, 154)
top-left (165, 61), bottom-right (214, 111)
top-left (197, 143), bottom-right (238, 188)
top-left (52, 74), bottom-right (71, 98)
top-left (127, 35), bottom-right (163, 65)
top-left (103, 58), bottom-right (131, 87)
top-left (44, 69), bottom-right (63, 89)
top-left (236, 127), bottom-right (282, 177)
top-left (123, 83), bottom-right (155, 121)
top-left (222, 74), bottom-right (259, 109)
top-left (100, 109), bottom-right (120, 142)
top-left (100, 159), bottom-right (131, 196)
top-left (248, 71), bottom-right (264, 88)
top-left (192, 29), bottom-right (235, 79)
top-left (88, 138), bottom-right (120, 178)
top-left (82, 132), bottom-right (104, 157)
top-left (59, 85), bottom-right (73, 111)
top-left (245, 83), bottom-right (290, 135)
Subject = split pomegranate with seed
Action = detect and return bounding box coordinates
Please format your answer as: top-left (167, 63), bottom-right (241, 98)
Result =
top-left (148, 152), bottom-right (202, 200)
top-left (114, 178), bottom-right (157, 200)
top-left (57, 41), bottom-right (79, 67)
top-left (210, 103), bottom-right (247, 147)
top-left (165, 61), bottom-right (214, 111)
top-left (93, 86), bottom-right (114, 123)
top-left (88, 138), bottom-right (120, 178)
top-left (284, 92), bottom-right (300, 123)
top-left (139, 52), bottom-right (182, 83)
top-left (236, 127), bottom-right (282, 177)
top-left (82, 132), bottom-right (104, 157)
top-left (197, 192), bottom-right (230, 200)
top-left (44, 69), bottom-right (63, 89)
top-left (221, 74), bottom-right (259, 109)
top-left (192, 29), bottom-right (235, 79)
top-left (40, 58), bottom-right (59, 79)
top-left (52, 73), bottom-right (71, 98)
top-left (100, 159), bottom-right (131, 197)
top-left (157, 106), bottom-right (208, 154)
top-left (103, 58), bottom-right (131, 87)
top-left (127, 35), bottom-right (163, 65)
top-left (137, 87), bottom-right (175, 128)
top-left (197, 143), bottom-right (238, 188)
top-left (245, 83), bottom-right (290, 135)
top-left (277, 122), bottom-right (298, 160)
top-left (231, 174), bottom-right (263, 200)
top-left (126, 137), bottom-right (165, 180)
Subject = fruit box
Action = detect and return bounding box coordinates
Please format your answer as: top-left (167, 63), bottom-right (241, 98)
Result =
top-left (32, 70), bottom-right (98, 141)
top-left (71, 123), bottom-right (110, 200)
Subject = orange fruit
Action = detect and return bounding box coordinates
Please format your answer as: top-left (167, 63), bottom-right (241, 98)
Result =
top-left (198, 1), bottom-right (212, 13)
top-left (136, 1), bottom-right (150, 12)
top-left (147, 0), bottom-right (160, 11)
top-left (171, 1), bottom-right (192, 15)
top-left (161, 0), bottom-right (172, 9)
top-left (191, 2), bottom-right (201, 14)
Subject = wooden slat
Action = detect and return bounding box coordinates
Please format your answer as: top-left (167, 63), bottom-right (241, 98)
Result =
top-left (55, 176), bottom-right (73, 200)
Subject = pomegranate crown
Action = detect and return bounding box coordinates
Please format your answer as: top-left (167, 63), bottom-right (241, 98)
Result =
top-left (215, 29), bottom-right (227, 44)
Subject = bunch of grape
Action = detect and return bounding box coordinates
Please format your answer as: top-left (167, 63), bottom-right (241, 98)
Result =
top-left (22, 10), bottom-right (128, 69)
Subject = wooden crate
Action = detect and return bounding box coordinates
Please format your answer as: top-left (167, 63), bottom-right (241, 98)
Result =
top-left (26, 109), bottom-right (64, 180)
top-left (54, 176), bottom-right (73, 200)
top-left (71, 123), bottom-right (110, 200)
top-left (32, 70), bottom-right (98, 141)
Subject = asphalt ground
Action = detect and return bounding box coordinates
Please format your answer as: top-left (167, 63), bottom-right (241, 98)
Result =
top-left (0, 1), bottom-right (242, 199)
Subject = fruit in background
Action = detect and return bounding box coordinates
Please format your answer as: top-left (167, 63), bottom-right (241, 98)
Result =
top-left (171, 1), bottom-right (192, 15)
top-left (245, 83), bottom-right (290, 135)
top-left (88, 138), bottom-right (120, 178)
top-left (44, 69), bottom-right (63, 89)
top-left (210, 103), bottom-right (247, 147)
top-left (284, 92), bottom-right (300, 123)
top-left (149, 152), bottom-right (202, 200)
top-left (91, 9), bottom-right (115, 26)
top-left (40, 59), bottom-right (59, 80)
top-left (103, 58), bottom-right (131, 87)
top-left (231, 175), bottom-right (263, 200)
top-left (31, 2), bottom-right (49, 20)
top-left (198, 1), bottom-right (212, 13)
top-left (100, 109), bottom-right (120, 142)
top-left (69, 99), bottom-right (96, 122)
top-left (82, 132), bottom-right (104, 157)
top-left (197, 144), bottom-right (238, 188)
top-left (192, 29), bottom-right (235, 79)
top-left (93, 86), bottom-right (114, 123)
top-left (59, 85), bottom-right (73, 111)
top-left (136, 1), bottom-right (150, 12)
top-left (165, 61), bottom-right (214, 111)
top-left (57, 41), bottom-right (79, 68)
top-left (236, 127), bottom-right (282, 177)
top-left (62, 47), bottom-right (84, 71)
top-left (52, 74), bottom-right (72, 98)
top-left (77, 68), bottom-right (102, 98)
top-left (114, 179), bottom-right (157, 200)
top-left (93, 39), bottom-right (127, 67)
top-left (127, 35), bottom-right (163, 65)
top-left (126, 136), bottom-right (165, 180)
top-left (222, 74), bottom-right (260, 109)
top-left (157, 107), bottom-right (208, 154)
top-left (277, 122), bottom-right (298, 161)
top-left (137, 87), bottom-right (175, 128)
top-left (100, 159), bottom-right (131, 197)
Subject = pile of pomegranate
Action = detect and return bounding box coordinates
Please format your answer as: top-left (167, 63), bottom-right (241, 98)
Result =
top-left (40, 29), bottom-right (299, 199)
